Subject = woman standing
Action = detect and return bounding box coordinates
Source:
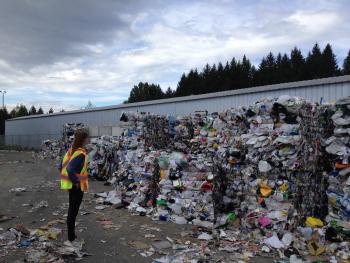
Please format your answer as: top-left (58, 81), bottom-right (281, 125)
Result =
top-left (60, 128), bottom-right (89, 242)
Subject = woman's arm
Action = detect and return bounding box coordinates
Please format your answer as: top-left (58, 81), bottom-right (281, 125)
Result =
top-left (66, 154), bottom-right (84, 185)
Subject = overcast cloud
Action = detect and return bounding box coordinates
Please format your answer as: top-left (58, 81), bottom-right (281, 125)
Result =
top-left (0, 0), bottom-right (349, 111)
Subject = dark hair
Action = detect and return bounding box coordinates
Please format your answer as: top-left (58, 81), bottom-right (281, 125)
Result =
top-left (72, 128), bottom-right (89, 151)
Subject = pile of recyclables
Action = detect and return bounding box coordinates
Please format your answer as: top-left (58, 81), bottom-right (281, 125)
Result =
top-left (325, 97), bottom-right (350, 234)
top-left (39, 139), bottom-right (62, 160)
top-left (62, 123), bottom-right (86, 150)
top-left (86, 135), bottom-right (119, 181)
top-left (41, 96), bottom-right (350, 261)
top-left (39, 123), bottom-right (86, 161)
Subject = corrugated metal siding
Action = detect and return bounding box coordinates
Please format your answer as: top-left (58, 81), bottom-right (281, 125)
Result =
top-left (5, 77), bottom-right (350, 149)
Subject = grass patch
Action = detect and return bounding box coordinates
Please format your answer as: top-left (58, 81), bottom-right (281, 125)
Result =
top-left (0, 135), bottom-right (36, 151)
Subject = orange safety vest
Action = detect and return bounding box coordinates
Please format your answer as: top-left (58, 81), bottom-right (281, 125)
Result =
top-left (60, 147), bottom-right (89, 193)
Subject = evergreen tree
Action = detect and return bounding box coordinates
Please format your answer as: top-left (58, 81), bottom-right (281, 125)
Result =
top-left (276, 53), bottom-right (292, 83)
top-left (236, 60), bottom-right (245, 88)
top-left (253, 57), bottom-right (267, 86)
top-left (250, 65), bottom-right (257, 85)
top-left (7, 104), bottom-right (29, 118)
top-left (222, 61), bottom-right (231, 91)
top-left (228, 57), bottom-right (238, 89)
top-left (184, 69), bottom-right (202, 95)
top-left (128, 43), bottom-right (346, 101)
top-left (254, 52), bottom-right (276, 86)
top-left (175, 73), bottom-right (188, 97)
top-left (265, 52), bottom-right (277, 83)
top-left (216, 62), bottom-right (225, 91)
top-left (194, 68), bottom-right (203, 94)
top-left (85, 100), bottom-right (95, 109)
top-left (201, 63), bottom-right (211, 94)
top-left (37, 107), bottom-right (44, 114)
top-left (0, 108), bottom-right (9, 134)
top-left (229, 57), bottom-right (251, 89)
top-left (144, 83), bottom-right (163, 101)
top-left (10, 108), bottom-right (16, 118)
top-left (275, 52), bottom-right (283, 81)
top-left (29, 105), bottom-right (37, 115)
top-left (200, 64), bottom-right (218, 94)
top-left (127, 82), bottom-right (164, 103)
top-left (241, 55), bottom-right (253, 87)
top-left (229, 57), bottom-right (237, 71)
top-left (290, 47), bottom-right (306, 81)
top-left (164, 87), bottom-right (174, 98)
top-left (276, 53), bottom-right (282, 65)
top-left (16, 104), bottom-right (29, 117)
top-left (208, 64), bottom-right (218, 93)
top-left (48, 108), bottom-right (54, 114)
top-left (321, 43), bottom-right (339, 77)
top-left (342, 49), bottom-right (350, 75)
top-left (306, 43), bottom-right (323, 79)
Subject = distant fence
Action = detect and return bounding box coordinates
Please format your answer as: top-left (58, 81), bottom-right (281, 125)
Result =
top-left (4, 133), bottom-right (61, 150)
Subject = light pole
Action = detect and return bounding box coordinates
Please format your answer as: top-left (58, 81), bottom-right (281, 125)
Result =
top-left (0, 90), bottom-right (6, 110)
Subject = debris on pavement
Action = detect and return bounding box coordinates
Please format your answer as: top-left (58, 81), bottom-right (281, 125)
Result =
top-left (0, 215), bottom-right (15, 223)
top-left (0, 219), bottom-right (89, 262)
top-left (128, 240), bottom-right (150, 250)
top-left (34, 95), bottom-right (350, 262)
top-left (9, 187), bottom-right (27, 193)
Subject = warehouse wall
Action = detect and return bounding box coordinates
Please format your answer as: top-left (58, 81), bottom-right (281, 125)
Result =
top-left (5, 75), bottom-right (350, 149)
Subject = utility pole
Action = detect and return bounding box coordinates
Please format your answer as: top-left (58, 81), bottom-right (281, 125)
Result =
top-left (0, 91), bottom-right (6, 110)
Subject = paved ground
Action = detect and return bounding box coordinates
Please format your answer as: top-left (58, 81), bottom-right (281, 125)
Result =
top-left (0, 151), bottom-right (272, 263)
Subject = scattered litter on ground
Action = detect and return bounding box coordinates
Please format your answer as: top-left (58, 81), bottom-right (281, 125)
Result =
top-left (0, 219), bottom-right (89, 262)
top-left (128, 240), bottom-right (150, 250)
top-left (0, 215), bottom-right (15, 223)
top-left (34, 95), bottom-right (350, 262)
top-left (9, 187), bottom-right (26, 193)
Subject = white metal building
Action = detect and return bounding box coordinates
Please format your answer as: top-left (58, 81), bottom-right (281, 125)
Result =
top-left (5, 75), bottom-right (350, 149)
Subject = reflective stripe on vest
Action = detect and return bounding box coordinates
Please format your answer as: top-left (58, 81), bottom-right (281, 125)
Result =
top-left (60, 147), bottom-right (89, 193)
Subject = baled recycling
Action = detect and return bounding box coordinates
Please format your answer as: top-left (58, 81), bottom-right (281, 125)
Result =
top-left (39, 95), bottom-right (350, 262)
top-left (87, 135), bottom-right (119, 181)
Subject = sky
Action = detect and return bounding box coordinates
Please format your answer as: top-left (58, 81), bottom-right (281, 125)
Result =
top-left (0, 0), bottom-right (349, 112)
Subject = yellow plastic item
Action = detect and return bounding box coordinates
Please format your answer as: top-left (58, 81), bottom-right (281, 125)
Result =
top-left (35, 229), bottom-right (57, 240)
top-left (329, 196), bottom-right (337, 206)
top-left (305, 217), bottom-right (324, 228)
top-left (48, 232), bottom-right (57, 240)
top-left (307, 241), bottom-right (325, 256)
top-left (160, 169), bottom-right (167, 180)
top-left (35, 229), bottom-right (46, 236)
top-left (279, 183), bottom-right (288, 192)
top-left (260, 184), bottom-right (272, 197)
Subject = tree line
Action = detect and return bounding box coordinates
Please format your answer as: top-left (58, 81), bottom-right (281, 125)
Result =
top-left (126, 43), bottom-right (350, 103)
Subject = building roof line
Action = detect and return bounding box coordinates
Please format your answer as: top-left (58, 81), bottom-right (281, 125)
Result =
top-left (7, 75), bottom-right (350, 121)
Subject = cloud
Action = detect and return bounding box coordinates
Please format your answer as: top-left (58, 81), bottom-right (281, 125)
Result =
top-left (286, 11), bottom-right (341, 35)
top-left (0, 0), bottom-right (349, 111)
top-left (0, 0), bottom-right (149, 67)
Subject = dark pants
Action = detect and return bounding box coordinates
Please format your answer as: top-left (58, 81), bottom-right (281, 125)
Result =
top-left (67, 185), bottom-right (84, 241)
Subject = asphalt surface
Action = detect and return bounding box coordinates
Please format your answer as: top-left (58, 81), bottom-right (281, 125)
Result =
top-left (0, 151), bottom-right (272, 263)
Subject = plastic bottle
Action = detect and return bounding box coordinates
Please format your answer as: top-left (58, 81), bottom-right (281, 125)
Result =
top-left (226, 212), bottom-right (236, 223)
